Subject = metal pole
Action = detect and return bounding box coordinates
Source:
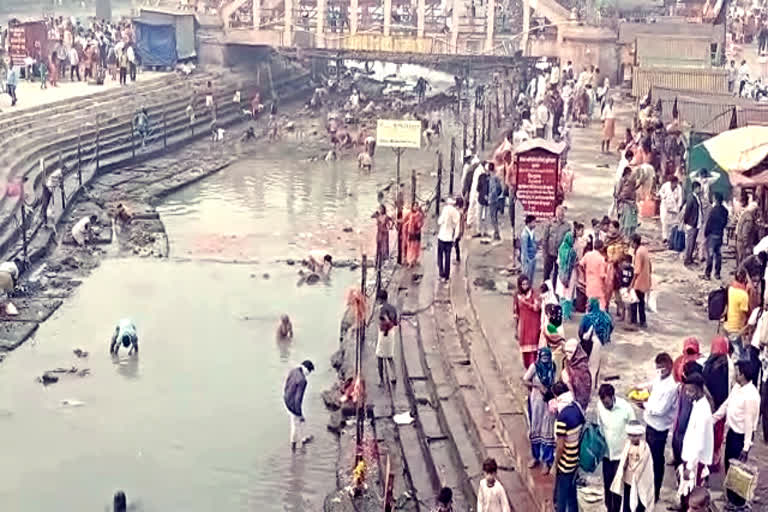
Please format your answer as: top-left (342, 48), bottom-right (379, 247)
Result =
top-left (411, 168), bottom-right (417, 207)
top-left (436, 153), bottom-right (442, 217)
top-left (131, 113), bottom-right (136, 160)
top-left (472, 106), bottom-right (477, 150)
top-left (449, 137), bottom-right (455, 195)
top-left (355, 253), bottom-right (367, 465)
top-left (77, 129), bottom-right (82, 186)
top-left (396, 149), bottom-right (403, 265)
top-left (462, 120), bottom-right (468, 157)
top-left (20, 181), bottom-right (27, 262)
top-left (487, 107), bottom-right (492, 143)
top-left (95, 115), bottom-right (100, 173)
top-left (163, 108), bottom-right (168, 149)
top-left (496, 88), bottom-right (501, 128)
top-left (481, 103), bottom-right (486, 151)
top-left (57, 152), bottom-right (65, 209)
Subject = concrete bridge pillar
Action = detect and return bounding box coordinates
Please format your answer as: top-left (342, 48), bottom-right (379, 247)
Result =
top-left (450, 0), bottom-right (462, 53)
top-left (384, 0), bottom-right (392, 36)
top-left (417, 0), bottom-right (425, 37)
top-left (252, 0), bottom-right (261, 29)
top-left (521, 0), bottom-right (529, 55)
top-left (284, 0), bottom-right (294, 45)
top-left (485, 0), bottom-right (495, 52)
top-left (350, 0), bottom-right (359, 34)
top-left (317, 0), bottom-right (326, 46)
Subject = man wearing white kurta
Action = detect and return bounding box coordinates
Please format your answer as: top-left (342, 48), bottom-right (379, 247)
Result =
top-left (679, 373), bottom-right (713, 509)
top-left (659, 177), bottom-right (683, 243)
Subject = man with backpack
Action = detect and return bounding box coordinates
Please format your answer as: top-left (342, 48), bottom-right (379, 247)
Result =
top-left (553, 381), bottom-right (585, 512)
top-left (375, 289), bottom-right (399, 386)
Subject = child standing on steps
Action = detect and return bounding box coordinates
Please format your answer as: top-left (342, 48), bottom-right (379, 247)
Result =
top-left (476, 457), bottom-right (511, 512)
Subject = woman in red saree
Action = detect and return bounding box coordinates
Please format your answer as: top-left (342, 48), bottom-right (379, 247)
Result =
top-left (514, 275), bottom-right (541, 369)
top-left (401, 203), bottom-right (425, 267)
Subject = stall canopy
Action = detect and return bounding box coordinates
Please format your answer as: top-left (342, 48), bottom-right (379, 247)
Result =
top-left (134, 8), bottom-right (196, 61)
top-left (687, 131), bottom-right (732, 200)
top-left (701, 126), bottom-right (768, 172)
top-left (134, 19), bottom-right (177, 67)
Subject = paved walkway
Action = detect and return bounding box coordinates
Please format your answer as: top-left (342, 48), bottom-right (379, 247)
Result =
top-left (0, 70), bottom-right (166, 113)
top-left (455, 99), bottom-right (768, 510)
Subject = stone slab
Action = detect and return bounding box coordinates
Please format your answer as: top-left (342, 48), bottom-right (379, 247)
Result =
top-left (416, 405), bottom-right (446, 441)
top-left (398, 423), bottom-right (436, 505)
top-left (0, 321), bottom-right (38, 351)
top-left (2, 298), bottom-right (62, 323)
top-left (428, 439), bottom-right (472, 508)
top-left (400, 320), bottom-right (426, 381)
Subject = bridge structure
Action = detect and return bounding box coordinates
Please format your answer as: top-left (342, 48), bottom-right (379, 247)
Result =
top-left (216, 0), bottom-right (576, 64)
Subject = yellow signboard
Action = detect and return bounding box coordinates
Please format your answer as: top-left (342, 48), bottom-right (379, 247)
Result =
top-left (376, 120), bottom-right (422, 149)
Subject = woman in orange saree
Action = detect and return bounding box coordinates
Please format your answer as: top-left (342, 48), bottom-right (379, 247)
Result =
top-left (401, 203), bottom-right (425, 267)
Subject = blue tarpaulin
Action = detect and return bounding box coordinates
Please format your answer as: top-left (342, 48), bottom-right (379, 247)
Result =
top-left (134, 20), bottom-right (177, 67)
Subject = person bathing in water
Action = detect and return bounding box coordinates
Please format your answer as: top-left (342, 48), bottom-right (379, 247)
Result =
top-left (307, 250), bottom-right (333, 279)
top-left (277, 314), bottom-right (294, 339)
top-left (110, 318), bottom-right (138, 356)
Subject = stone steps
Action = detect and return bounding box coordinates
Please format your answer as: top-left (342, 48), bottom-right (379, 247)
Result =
top-left (453, 244), bottom-right (554, 512)
top-left (1, 72), bottom-right (314, 263)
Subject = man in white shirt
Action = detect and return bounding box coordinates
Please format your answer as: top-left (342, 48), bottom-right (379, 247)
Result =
top-left (71, 214), bottom-right (98, 247)
top-left (738, 59), bottom-right (750, 96)
top-left (535, 100), bottom-right (550, 139)
top-left (659, 176), bottom-right (683, 243)
top-left (437, 198), bottom-right (460, 282)
top-left (637, 352), bottom-right (678, 503)
top-left (680, 373), bottom-right (713, 510)
top-left (713, 360), bottom-right (761, 508)
top-left (597, 384), bottom-right (636, 512)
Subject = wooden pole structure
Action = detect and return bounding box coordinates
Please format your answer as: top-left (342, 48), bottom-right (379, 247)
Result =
top-left (481, 103), bottom-right (486, 151)
top-left (57, 152), bottom-right (65, 209)
top-left (486, 107), bottom-right (492, 143)
top-left (95, 115), bottom-right (101, 173)
top-left (77, 128), bottom-right (82, 186)
top-left (395, 148), bottom-right (404, 265)
top-left (462, 119), bottom-right (468, 157)
top-left (355, 253), bottom-right (367, 465)
top-left (449, 137), bottom-right (455, 195)
top-left (436, 152), bottom-right (442, 217)
top-left (19, 181), bottom-right (27, 262)
top-left (495, 87), bottom-right (501, 128)
top-left (131, 113), bottom-right (136, 160)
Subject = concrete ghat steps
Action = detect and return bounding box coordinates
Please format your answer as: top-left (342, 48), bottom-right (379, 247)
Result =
top-left (451, 250), bottom-right (554, 512)
top-left (0, 74), bottom-right (218, 241)
top-left (395, 239), bottom-right (500, 511)
top-left (1, 73), bottom-right (313, 262)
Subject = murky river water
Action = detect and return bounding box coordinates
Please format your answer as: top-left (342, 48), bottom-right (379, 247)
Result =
top-left (0, 138), bottom-right (446, 511)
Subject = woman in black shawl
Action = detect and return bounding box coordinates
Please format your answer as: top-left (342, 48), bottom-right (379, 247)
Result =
top-left (703, 336), bottom-right (729, 471)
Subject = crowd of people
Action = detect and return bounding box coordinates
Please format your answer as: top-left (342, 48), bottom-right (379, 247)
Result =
top-left (423, 57), bottom-right (768, 511)
top-left (0, 16), bottom-right (140, 107)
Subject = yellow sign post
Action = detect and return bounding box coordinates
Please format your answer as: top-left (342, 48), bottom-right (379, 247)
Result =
top-left (375, 120), bottom-right (422, 149)
top-left (375, 120), bottom-right (421, 265)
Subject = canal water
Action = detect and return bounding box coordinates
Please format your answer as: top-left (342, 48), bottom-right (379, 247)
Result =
top-left (0, 137), bottom-right (447, 511)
